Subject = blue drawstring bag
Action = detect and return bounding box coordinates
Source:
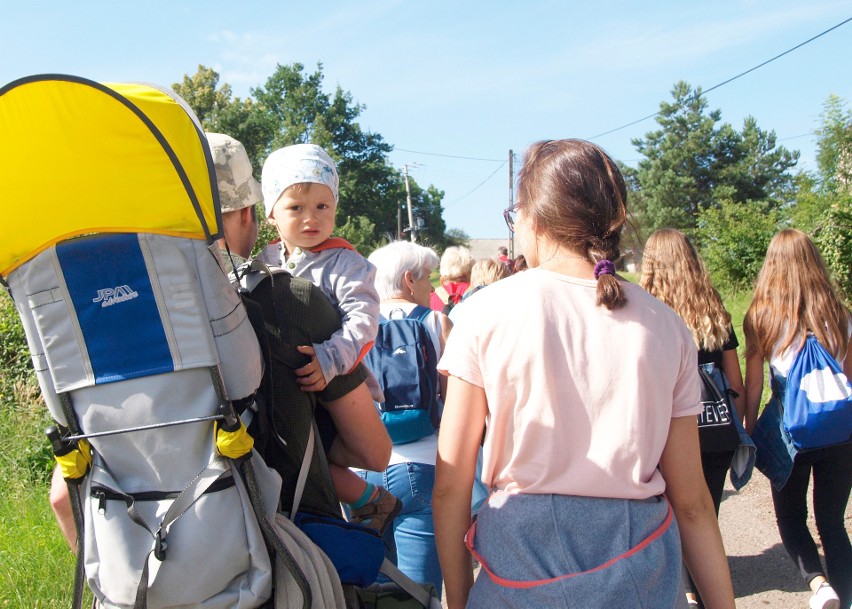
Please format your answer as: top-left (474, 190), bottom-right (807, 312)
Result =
top-left (783, 335), bottom-right (852, 450)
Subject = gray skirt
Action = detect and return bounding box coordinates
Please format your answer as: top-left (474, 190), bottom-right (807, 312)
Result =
top-left (466, 493), bottom-right (686, 608)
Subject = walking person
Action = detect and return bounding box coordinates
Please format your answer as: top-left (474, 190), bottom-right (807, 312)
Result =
top-left (430, 245), bottom-right (473, 314)
top-left (433, 139), bottom-right (735, 609)
top-left (358, 240), bottom-right (453, 595)
top-left (744, 228), bottom-right (852, 609)
top-left (642, 228), bottom-right (755, 608)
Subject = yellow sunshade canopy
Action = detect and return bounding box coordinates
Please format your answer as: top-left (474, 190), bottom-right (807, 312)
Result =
top-left (0, 75), bottom-right (221, 277)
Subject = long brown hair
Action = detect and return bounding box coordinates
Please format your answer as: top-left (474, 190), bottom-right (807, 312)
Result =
top-left (640, 229), bottom-right (732, 352)
top-left (517, 139), bottom-right (628, 309)
top-left (744, 228), bottom-right (850, 361)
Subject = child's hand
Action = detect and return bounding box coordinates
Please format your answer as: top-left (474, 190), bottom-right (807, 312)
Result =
top-left (295, 345), bottom-right (328, 391)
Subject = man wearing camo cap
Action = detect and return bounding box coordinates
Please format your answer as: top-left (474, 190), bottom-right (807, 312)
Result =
top-left (208, 132), bottom-right (263, 266)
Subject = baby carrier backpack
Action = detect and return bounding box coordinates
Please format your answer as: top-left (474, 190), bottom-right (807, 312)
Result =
top-left (235, 264), bottom-right (442, 609)
top-left (0, 75), bottom-right (332, 609)
top-left (779, 334), bottom-right (852, 450)
top-left (364, 306), bottom-right (441, 445)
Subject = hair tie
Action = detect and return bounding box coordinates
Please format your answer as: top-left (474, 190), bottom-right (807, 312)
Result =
top-left (593, 259), bottom-right (615, 279)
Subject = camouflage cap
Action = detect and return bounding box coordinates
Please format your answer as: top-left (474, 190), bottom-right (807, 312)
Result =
top-left (207, 133), bottom-right (262, 213)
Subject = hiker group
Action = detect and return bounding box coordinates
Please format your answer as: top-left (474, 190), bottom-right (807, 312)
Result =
top-left (1, 76), bottom-right (850, 609)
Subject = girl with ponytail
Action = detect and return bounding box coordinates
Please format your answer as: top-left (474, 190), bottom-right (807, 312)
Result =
top-left (433, 139), bottom-right (734, 609)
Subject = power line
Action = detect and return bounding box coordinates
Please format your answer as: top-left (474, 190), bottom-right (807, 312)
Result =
top-left (444, 162), bottom-right (507, 207)
top-left (587, 16), bottom-right (852, 140)
top-left (394, 147), bottom-right (505, 162)
top-left (779, 131), bottom-right (815, 142)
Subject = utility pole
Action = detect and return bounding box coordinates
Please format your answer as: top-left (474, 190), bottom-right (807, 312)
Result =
top-left (403, 163), bottom-right (416, 243)
top-left (508, 149), bottom-right (514, 257)
top-left (397, 201), bottom-right (403, 240)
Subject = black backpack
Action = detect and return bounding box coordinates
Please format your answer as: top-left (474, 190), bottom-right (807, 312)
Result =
top-left (237, 263), bottom-right (341, 518)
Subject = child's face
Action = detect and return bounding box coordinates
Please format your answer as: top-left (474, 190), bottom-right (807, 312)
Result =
top-left (269, 183), bottom-right (337, 252)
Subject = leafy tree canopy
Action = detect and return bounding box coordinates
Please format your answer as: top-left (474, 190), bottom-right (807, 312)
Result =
top-left (174, 64), bottom-right (454, 250)
top-left (789, 94), bottom-right (852, 300)
top-left (631, 81), bottom-right (798, 237)
top-left (814, 94), bottom-right (852, 196)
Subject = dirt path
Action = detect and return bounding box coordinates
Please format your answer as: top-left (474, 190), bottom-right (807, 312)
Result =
top-left (442, 472), bottom-right (851, 608)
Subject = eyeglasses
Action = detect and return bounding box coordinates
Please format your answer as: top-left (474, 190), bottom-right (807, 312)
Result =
top-left (503, 203), bottom-right (521, 232)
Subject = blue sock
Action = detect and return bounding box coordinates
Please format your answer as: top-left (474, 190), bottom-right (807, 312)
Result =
top-left (349, 482), bottom-right (376, 509)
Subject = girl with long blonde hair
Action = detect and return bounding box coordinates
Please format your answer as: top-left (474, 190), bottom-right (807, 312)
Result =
top-left (642, 228), bottom-right (750, 608)
top-left (641, 229), bottom-right (733, 353)
top-left (744, 228), bottom-right (851, 609)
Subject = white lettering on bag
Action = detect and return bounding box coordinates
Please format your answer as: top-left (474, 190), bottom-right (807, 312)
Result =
top-left (92, 285), bottom-right (139, 308)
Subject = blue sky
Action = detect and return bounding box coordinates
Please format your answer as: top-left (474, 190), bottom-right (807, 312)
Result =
top-left (2, 1), bottom-right (850, 238)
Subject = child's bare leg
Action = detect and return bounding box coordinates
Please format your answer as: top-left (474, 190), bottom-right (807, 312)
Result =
top-left (328, 463), bottom-right (402, 535)
top-left (330, 462), bottom-right (370, 504)
top-left (49, 465), bottom-right (77, 552)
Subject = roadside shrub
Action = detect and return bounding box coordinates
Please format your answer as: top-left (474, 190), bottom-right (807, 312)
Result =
top-left (813, 196), bottom-right (852, 303)
top-left (697, 199), bottom-right (779, 288)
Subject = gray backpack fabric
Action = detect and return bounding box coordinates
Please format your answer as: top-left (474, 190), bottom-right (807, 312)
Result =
top-left (8, 233), bottom-right (280, 608)
top-left (0, 74), bottom-right (345, 609)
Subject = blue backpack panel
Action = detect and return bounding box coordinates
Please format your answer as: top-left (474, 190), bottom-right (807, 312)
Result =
top-left (783, 334), bottom-right (852, 450)
top-left (365, 306), bottom-right (441, 445)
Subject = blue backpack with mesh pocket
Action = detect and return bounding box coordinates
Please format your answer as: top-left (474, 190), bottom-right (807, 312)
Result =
top-left (364, 306), bottom-right (441, 445)
top-left (782, 334), bottom-right (852, 450)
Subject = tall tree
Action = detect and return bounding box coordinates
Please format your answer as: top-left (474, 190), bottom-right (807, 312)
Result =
top-left (172, 65), bottom-right (233, 125)
top-left (631, 81), bottom-right (798, 236)
top-left (251, 63), bottom-right (445, 243)
top-left (715, 117), bottom-right (798, 206)
top-left (176, 63), bottom-right (450, 249)
top-left (793, 95), bottom-right (852, 300)
top-left (173, 66), bottom-right (273, 172)
top-left (632, 81), bottom-right (721, 232)
top-left (815, 94), bottom-right (852, 195)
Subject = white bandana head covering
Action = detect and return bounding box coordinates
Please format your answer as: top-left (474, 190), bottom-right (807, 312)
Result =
top-left (261, 143), bottom-right (339, 217)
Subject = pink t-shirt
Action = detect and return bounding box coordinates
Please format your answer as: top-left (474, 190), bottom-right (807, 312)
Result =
top-left (438, 268), bottom-right (701, 500)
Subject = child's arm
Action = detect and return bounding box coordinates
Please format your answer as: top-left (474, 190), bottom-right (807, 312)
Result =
top-left (312, 252), bottom-right (379, 383)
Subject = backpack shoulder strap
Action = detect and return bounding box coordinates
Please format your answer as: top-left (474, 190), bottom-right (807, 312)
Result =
top-left (407, 305), bottom-right (433, 323)
top-left (273, 273), bottom-right (313, 347)
top-left (255, 271), bottom-right (312, 369)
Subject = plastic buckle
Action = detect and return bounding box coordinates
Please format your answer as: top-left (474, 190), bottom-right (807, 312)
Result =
top-left (154, 530), bottom-right (168, 561)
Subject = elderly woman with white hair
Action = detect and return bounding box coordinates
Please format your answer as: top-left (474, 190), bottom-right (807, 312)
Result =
top-left (358, 240), bottom-right (453, 595)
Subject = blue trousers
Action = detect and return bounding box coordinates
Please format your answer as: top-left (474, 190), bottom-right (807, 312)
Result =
top-left (359, 462), bottom-right (442, 596)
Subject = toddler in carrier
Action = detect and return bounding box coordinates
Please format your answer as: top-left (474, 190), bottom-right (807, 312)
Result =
top-left (259, 143), bottom-right (401, 533)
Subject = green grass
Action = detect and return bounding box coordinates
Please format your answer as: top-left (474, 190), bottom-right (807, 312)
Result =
top-left (0, 289), bottom-right (81, 607)
top-left (0, 484), bottom-right (82, 608)
top-left (0, 385), bottom-right (82, 607)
